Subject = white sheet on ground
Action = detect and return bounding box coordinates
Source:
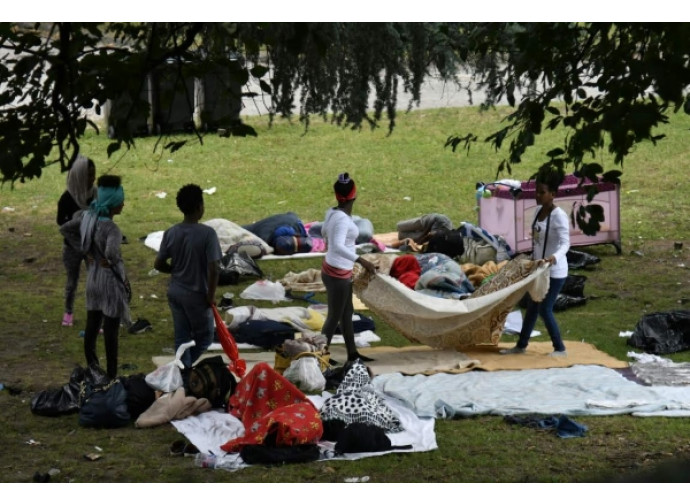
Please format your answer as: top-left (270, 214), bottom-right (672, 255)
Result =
top-left (144, 219), bottom-right (274, 254)
top-left (208, 330), bottom-right (380, 352)
top-left (171, 392), bottom-right (436, 470)
top-left (371, 365), bottom-right (690, 418)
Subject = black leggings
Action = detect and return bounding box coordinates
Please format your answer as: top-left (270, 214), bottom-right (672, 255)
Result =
top-left (84, 310), bottom-right (120, 379)
top-left (321, 272), bottom-right (357, 359)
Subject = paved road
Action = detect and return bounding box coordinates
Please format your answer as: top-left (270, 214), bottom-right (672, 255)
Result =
top-left (238, 71), bottom-right (509, 118)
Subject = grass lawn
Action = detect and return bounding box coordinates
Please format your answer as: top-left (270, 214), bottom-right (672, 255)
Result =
top-left (1, 104), bottom-right (689, 489)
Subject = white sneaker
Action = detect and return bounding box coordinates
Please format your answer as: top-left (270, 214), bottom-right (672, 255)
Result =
top-left (499, 346), bottom-right (525, 355)
top-left (549, 350), bottom-right (568, 357)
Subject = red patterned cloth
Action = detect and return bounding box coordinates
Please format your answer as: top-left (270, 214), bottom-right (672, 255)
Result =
top-left (220, 362), bottom-right (323, 453)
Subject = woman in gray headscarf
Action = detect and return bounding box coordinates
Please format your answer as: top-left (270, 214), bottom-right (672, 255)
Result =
top-left (56, 155), bottom-right (97, 327)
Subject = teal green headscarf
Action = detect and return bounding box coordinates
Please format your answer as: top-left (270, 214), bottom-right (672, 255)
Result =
top-left (92, 185), bottom-right (125, 219)
top-left (80, 184), bottom-right (124, 253)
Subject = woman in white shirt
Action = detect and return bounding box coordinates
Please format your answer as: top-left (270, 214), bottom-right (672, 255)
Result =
top-left (501, 171), bottom-right (570, 357)
top-left (321, 173), bottom-right (377, 363)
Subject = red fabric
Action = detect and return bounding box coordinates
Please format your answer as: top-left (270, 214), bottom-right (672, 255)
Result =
top-left (321, 259), bottom-right (352, 279)
top-left (390, 254), bottom-right (421, 289)
top-left (212, 305), bottom-right (246, 378)
top-left (334, 184), bottom-right (357, 203)
top-left (220, 363), bottom-right (323, 453)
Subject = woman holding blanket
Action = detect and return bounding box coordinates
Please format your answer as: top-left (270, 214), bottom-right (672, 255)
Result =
top-left (321, 173), bottom-right (377, 363)
top-left (500, 169), bottom-right (570, 357)
top-left (77, 175), bottom-right (129, 378)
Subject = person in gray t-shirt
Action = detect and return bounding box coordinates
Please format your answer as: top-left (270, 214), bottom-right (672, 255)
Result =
top-left (154, 184), bottom-right (222, 369)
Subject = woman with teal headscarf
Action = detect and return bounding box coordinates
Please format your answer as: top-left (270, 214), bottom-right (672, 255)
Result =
top-left (73, 175), bottom-right (129, 379)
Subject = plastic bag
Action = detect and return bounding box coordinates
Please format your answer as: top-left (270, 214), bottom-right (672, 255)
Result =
top-left (219, 250), bottom-right (264, 285)
top-left (240, 279), bottom-right (287, 303)
top-left (145, 341), bottom-right (196, 392)
top-left (212, 305), bottom-right (246, 378)
top-left (283, 356), bottom-right (326, 394)
top-left (566, 249), bottom-right (600, 270)
top-left (627, 310), bottom-right (690, 354)
top-left (30, 365), bottom-right (85, 417)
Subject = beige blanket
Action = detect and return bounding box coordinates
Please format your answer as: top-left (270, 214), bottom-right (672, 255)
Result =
top-left (353, 257), bottom-right (550, 349)
top-left (153, 341), bottom-right (626, 378)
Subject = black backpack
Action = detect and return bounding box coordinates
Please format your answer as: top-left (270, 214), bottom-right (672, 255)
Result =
top-left (186, 356), bottom-right (237, 409)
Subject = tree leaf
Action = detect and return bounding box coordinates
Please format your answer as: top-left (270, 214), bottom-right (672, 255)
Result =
top-left (107, 141), bottom-right (121, 158)
top-left (250, 65), bottom-right (269, 78)
top-left (164, 140), bottom-right (188, 153)
top-left (259, 80), bottom-right (272, 94)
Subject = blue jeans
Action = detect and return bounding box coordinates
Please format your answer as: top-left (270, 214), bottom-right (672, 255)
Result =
top-left (167, 283), bottom-right (213, 369)
top-left (517, 276), bottom-right (567, 352)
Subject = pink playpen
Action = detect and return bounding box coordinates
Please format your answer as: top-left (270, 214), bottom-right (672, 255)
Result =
top-left (478, 174), bottom-right (621, 254)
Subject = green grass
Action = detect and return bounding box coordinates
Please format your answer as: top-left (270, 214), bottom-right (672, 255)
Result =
top-left (1, 105), bottom-right (690, 485)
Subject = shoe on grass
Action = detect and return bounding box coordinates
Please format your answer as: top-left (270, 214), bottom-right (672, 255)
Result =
top-left (499, 346), bottom-right (525, 355)
top-left (61, 313), bottom-right (73, 327)
top-left (128, 318), bottom-right (153, 334)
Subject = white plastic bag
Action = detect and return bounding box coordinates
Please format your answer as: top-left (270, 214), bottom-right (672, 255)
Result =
top-left (145, 341), bottom-right (196, 392)
top-left (283, 356), bottom-right (326, 394)
top-left (240, 279), bottom-right (287, 303)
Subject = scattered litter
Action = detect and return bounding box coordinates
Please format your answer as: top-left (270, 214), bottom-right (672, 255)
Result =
top-left (167, 159), bottom-right (173, 163)
top-left (155, 191), bottom-right (167, 199)
top-left (344, 476), bottom-right (370, 483)
top-left (632, 250), bottom-right (644, 257)
top-left (148, 268), bottom-right (160, 276)
top-left (48, 468), bottom-right (61, 477)
top-left (203, 186), bottom-right (217, 195)
top-left (26, 439), bottom-right (41, 445)
top-left (42, 319), bottom-right (47, 323)
top-left (619, 331), bottom-right (634, 338)
top-left (150, 294), bottom-right (158, 298)
top-left (677, 263), bottom-right (686, 268)
top-left (2, 206), bottom-right (15, 212)
top-left (403, 196), bottom-right (412, 201)
top-left (277, 200), bottom-right (286, 205)
top-left (626, 189), bottom-right (639, 194)
top-left (84, 453), bottom-right (102, 461)
top-left (94, 446), bottom-right (103, 452)
top-left (23, 233), bottom-right (32, 237)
